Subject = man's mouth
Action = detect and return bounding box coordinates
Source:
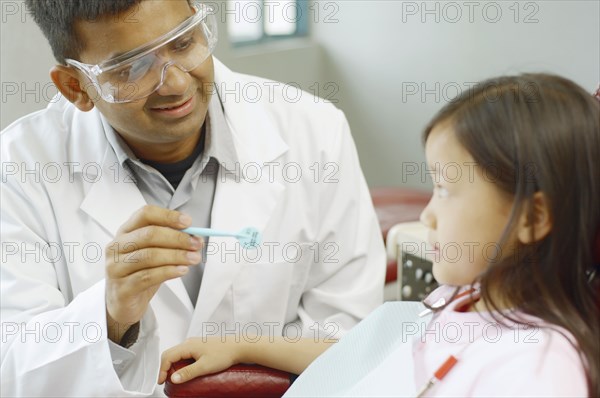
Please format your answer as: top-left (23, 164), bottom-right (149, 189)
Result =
top-left (152, 97), bottom-right (192, 110)
top-left (149, 96), bottom-right (195, 117)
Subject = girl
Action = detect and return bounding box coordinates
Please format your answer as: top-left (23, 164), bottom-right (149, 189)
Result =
top-left (159, 74), bottom-right (600, 397)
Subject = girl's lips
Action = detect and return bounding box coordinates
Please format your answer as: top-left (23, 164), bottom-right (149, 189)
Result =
top-left (150, 96), bottom-right (195, 118)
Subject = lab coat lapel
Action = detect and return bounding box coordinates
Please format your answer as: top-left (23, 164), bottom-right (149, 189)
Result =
top-left (190, 168), bottom-right (285, 329)
top-left (188, 58), bottom-right (289, 331)
top-left (76, 110), bottom-right (194, 312)
top-left (79, 146), bottom-right (145, 237)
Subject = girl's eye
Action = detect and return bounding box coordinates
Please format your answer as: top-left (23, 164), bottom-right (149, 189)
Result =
top-left (434, 184), bottom-right (449, 198)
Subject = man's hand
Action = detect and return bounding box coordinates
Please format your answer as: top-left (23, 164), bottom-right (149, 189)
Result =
top-left (105, 205), bottom-right (203, 344)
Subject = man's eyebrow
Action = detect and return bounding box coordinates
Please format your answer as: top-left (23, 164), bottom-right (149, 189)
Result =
top-left (102, 47), bottom-right (144, 65)
top-left (105, 50), bottom-right (126, 60)
top-left (102, 29), bottom-right (191, 63)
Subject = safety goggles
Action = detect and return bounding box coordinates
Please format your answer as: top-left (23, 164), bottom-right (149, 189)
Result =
top-left (65, 1), bottom-right (217, 103)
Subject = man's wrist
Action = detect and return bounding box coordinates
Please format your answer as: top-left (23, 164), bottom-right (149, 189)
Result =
top-left (119, 322), bottom-right (140, 348)
top-left (106, 311), bottom-right (139, 346)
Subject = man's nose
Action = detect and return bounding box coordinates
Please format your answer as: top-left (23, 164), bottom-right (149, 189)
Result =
top-left (155, 63), bottom-right (190, 97)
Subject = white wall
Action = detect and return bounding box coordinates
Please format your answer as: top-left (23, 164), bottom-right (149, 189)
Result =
top-left (0, 1), bottom-right (56, 130)
top-left (309, 0), bottom-right (600, 188)
top-left (206, 0), bottom-right (324, 90)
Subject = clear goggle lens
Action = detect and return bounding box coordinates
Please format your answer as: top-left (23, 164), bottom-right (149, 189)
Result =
top-left (66, 1), bottom-right (217, 103)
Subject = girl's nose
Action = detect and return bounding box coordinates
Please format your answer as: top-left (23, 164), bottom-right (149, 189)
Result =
top-left (419, 200), bottom-right (436, 230)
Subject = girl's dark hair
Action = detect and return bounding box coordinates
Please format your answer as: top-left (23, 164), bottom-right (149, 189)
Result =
top-left (423, 73), bottom-right (600, 397)
top-left (25, 0), bottom-right (143, 64)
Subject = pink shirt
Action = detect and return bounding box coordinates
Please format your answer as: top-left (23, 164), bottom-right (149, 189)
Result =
top-left (413, 286), bottom-right (588, 397)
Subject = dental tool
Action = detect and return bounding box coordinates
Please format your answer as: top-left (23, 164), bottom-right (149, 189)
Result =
top-left (182, 226), bottom-right (261, 248)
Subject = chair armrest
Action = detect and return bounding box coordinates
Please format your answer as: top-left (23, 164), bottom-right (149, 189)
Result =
top-left (164, 359), bottom-right (296, 398)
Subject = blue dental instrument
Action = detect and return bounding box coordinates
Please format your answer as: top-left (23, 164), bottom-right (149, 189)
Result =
top-left (182, 226), bottom-right (261, 248)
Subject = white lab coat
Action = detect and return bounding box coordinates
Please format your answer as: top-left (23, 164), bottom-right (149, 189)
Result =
top-left (0, 58), bottom-right (385, 396)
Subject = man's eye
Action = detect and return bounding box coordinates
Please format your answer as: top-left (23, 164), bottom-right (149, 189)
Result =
top-left (129, 61), bottom-right (149, 77)
top-left (113, 59), bottom-right (152, 83)
top-left (173, 37), bottom-right (193, 51)
top-left (115, 67), bottom-right (131, 81)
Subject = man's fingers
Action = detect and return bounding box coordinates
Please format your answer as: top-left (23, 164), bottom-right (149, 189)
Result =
top-left (117, 205), bottom-right (192, 235)
top-left (132, 265), bottom-right (197, 290)
top-left (111, 265), bottom-right (192, 296)
top-left (107, 247), bottom-right (202, 278)
top-left (117, 226), bottom-right (203, 253)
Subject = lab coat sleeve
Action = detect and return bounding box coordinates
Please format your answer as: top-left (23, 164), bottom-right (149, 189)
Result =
top-left (293, 109), bottom-right (386, 338)
top-left (0, 173), bottom-right (160, 396)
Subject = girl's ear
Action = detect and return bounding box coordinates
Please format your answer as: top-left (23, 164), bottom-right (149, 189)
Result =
top-left (50, 65), bottom-right (95, 112)
top-left (516, 192), bottom-right (553, 244)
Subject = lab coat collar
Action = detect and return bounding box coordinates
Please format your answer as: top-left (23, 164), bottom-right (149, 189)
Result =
top-left (98, 113), bottom-right (138, 167)
top-left (212, 57), bottom-right (289, 172)
top-left (202, 89), bottom-right (240, 173)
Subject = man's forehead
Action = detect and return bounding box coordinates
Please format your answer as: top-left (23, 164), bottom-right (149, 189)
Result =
top-left (73, 0), bottom-right (193, 64)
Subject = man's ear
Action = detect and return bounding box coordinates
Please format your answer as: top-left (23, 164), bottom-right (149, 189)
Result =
top-left (50, 65), bottom-right (95, 112)
top-left (516, 191), bottom-right (553, 244)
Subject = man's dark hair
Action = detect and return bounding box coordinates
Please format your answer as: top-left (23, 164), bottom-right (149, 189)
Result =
top-left (25, 0), bottom-right (142, 64)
